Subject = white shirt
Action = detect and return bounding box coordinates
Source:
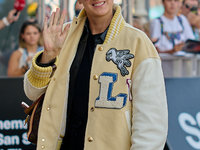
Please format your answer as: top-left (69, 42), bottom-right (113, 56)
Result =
top-left (150, 14), bottom-right (195, 52)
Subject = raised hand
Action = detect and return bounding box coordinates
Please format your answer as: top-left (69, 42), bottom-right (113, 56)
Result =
top-left (7, 9), bottom-right (20, 23)
top-left (41, 8), bottom-right (70, 64)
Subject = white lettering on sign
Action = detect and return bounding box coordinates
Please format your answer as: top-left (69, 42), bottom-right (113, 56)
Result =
top-left (0, 133), bottom-right (20, 146)
top-left (178, 112), bottom-right (200, 149)
top-left (0, 120), bottom-right (27, 130)
top-left (22, 132), bottom-right (31, 145)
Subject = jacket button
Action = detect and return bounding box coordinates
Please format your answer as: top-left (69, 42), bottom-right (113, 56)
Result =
top-left (98, 46), bottom-right (103, 51)
top-left (42, 138), bottom-right (45, 142)
top-left (93, 75), bottom-right (98, 80)
top-left (88, 137), bottom-right (93, 142)
top-left (91, 107), bottom-right (95, 112)
top-left (41, 145), bottom-right (45, 149)
top-left (46, 107), bottom-right (50, 111)
top-left (53, 78), bottom-right (56, 81)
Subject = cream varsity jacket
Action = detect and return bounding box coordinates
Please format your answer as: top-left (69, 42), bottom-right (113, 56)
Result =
top-left (24, 4), bottom-right (168, 150)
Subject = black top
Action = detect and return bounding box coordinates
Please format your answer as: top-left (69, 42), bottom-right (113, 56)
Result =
top-left (60, 20), bottom-right (108, 150)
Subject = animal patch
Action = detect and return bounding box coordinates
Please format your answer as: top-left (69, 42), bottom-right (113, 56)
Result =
top-left (106, 48), bottom-right (134, 76)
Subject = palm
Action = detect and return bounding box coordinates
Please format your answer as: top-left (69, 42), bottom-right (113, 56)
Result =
top-left (43, 25), bottom-right (65, 52)
top-left (42, 8), bottom-right (70, 62)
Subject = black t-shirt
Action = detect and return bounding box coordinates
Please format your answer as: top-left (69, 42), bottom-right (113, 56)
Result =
top-left (60, 21), bottom-right (108, 150)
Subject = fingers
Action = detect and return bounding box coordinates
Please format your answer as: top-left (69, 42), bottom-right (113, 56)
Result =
top-left (8, 9), bottom-right (16, 17)
top-left (53, 8), bottom-right (60, 26)
top-left (13, 12), bottom-right (20, 22)
top-left (49, 12), bottom-right (55, 27)
top-left (61, 24), bottom-right (70, 38)
top-left (44, 17), bottom-right (48, 30)
top-left (45, 8), bottom-right (66, 29)
top-left (59, 9), bottom-right (67, 26)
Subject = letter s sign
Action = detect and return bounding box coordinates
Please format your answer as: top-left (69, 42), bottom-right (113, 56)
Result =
top-left (178, 112), bottom-right (200, 149)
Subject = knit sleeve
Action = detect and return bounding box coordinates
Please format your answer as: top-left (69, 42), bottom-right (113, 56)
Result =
top-left (27, 50), bottom-right (59, 88)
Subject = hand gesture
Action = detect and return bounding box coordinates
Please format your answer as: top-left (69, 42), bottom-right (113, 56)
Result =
top-left (41, 8), bottom-right (70, 63)
top-left (187, 12), bottom-right (200, 28)
top-left (7, 9), bottom-right (20, 24)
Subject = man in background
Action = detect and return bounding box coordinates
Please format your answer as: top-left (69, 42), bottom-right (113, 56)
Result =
top-left (181, 0), bottom-right (200, 39)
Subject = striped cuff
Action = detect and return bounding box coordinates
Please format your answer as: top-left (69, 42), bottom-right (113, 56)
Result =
top-left (27, 50), bottom-right (59, 88)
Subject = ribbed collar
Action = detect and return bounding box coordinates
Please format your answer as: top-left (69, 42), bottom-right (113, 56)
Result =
top-left (78, 3), bottom-right (125, 44)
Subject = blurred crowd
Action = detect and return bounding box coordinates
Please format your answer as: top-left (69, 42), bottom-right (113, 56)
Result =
top-left (1, 0), bottom-right (200, 77)
top-left (0, 1), bottom-right (83, 77)
top-left (133, 0), bottom-right (200, 54)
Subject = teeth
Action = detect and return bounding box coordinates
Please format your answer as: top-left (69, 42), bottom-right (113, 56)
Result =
top-left (94, 2), bottom-right (104, 6)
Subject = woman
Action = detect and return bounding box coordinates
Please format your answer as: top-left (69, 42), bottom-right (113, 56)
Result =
top-left (24, 0), bottom-right (168, 150)
top-left (7, 21), bottom-right (43, 77)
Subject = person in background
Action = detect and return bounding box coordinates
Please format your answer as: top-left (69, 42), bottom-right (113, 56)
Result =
top-left (7, 21), bottom-right (43, 77)
top-left (181, 0), bottom-right (200, 40)
top-left (143, 22), bottom-right (150, 37)
top-left (74, 0), bottom-right (84, 17)
top-left (0, 9), bottom-right (20, 30)
top-left (150, 0), bottom-right (195, 53)
top-left (132, 17), bottom-right (145, 32)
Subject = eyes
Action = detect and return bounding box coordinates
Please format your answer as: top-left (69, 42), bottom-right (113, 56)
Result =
top-left (25, 32), bottom-right (39, 35)
top-left (166, 0), bottom-right (179, 2)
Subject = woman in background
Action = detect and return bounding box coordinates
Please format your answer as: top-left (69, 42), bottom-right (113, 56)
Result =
top-left (7, 21), bottom-right (43, 77)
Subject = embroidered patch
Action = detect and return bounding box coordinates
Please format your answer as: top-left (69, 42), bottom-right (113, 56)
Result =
top-left (106, 48), bottom-right (134, 76)
top-left (95, 72), bottom-right (127, 109)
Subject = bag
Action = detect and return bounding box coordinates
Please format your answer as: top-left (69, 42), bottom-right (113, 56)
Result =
top-left (21, 94), bottom-right (45, 144)
top-left (183, 39), bottom-right (200, 54)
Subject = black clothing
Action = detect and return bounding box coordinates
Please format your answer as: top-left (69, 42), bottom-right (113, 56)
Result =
top-left (60, 20), bottom-right (108, 150)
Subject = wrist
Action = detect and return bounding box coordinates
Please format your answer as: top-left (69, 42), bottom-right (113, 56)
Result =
top-left (40, 50), bottom-right (57, 64)
top-left (36, 52), bottom-right (56, 67)
top-left (2, 17), bottom-right (10, 26)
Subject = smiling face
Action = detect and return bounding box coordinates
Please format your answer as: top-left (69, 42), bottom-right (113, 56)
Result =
top-left (77, 0), bottom-right (113, 19)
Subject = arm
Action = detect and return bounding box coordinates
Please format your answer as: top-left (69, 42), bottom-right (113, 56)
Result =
top-left (24, 51), bottom-right (59, 101)
top-left (155, 42), bottom-right (185, 54)
top-left (24, 8), bottom-right (70, 101)
top-left (7, 50), bottom-right (28, 77)
top-left (0, 20), bottom-right (6, 30)
top-left (130, 58), bottom-right (168, 150)
top-left (0, 9), bottom-right (20, 30)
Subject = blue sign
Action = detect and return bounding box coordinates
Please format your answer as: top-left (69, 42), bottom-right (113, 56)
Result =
top-left (165, 78), bottom-right (200, 150)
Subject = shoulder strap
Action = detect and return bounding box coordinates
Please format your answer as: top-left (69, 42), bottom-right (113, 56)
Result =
top-left (177, 15), bottom-right (184, 32)
top-left (157, 17), bottom-right (164, 35)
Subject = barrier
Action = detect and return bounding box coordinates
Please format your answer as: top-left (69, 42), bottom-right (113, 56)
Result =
top-left (1, 77), bottom-right (200, 149)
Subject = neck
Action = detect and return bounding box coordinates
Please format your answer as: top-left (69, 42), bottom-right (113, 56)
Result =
top-left (87, 11), bottom-right (113, 35)
top-left (25, 44), bottom-right (38, 53)
top-left (164, 12), bottom-right (175, 19)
